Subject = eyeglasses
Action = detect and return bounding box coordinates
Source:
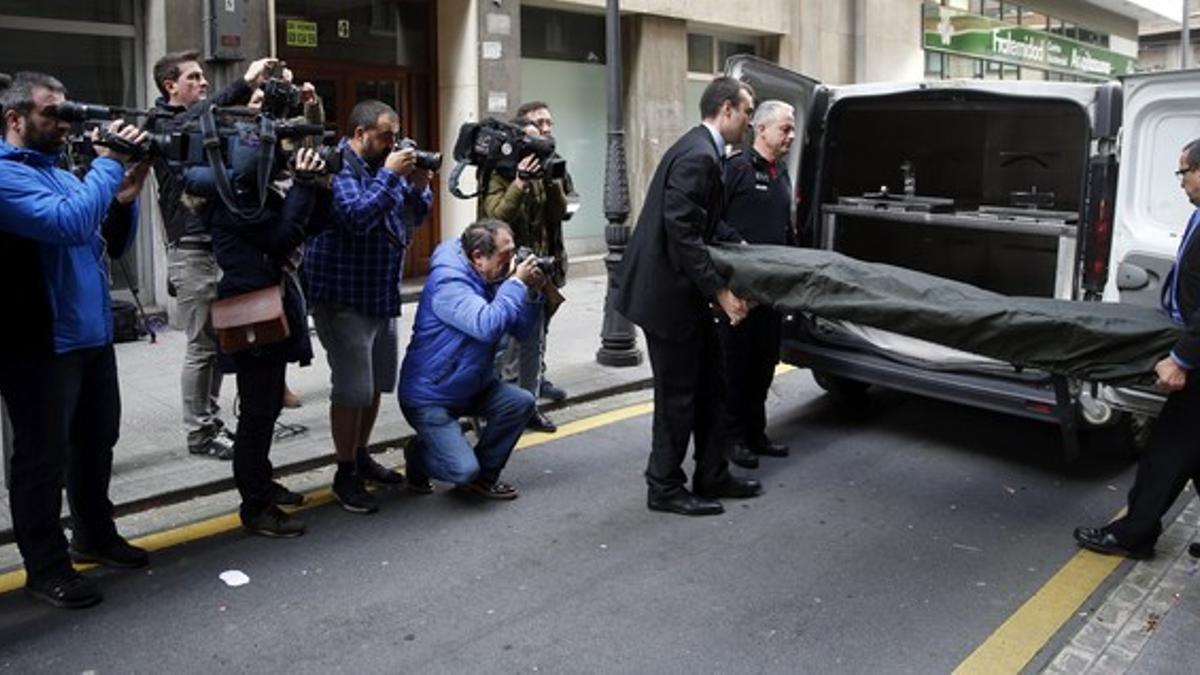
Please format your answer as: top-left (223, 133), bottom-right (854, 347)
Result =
top-left (1176, 166), bottom-right (1197, 178)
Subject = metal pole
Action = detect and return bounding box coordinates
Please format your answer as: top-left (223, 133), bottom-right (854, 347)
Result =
top-left (1184, 0), bottom-right (1192, 70)
top-left (596, 0), bottom-right (642, 367)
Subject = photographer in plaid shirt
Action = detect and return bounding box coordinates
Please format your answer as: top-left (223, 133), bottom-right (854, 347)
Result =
top-left (303, 99), bottom-right (433, 514)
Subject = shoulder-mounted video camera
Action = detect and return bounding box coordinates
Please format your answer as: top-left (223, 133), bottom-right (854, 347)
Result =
top-left (47, 101), bottom-right (190, 167)
top-left (447, 117), bottom-right (566, 199)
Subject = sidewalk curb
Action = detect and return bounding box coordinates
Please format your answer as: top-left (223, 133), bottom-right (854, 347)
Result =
top-left (0, 375), bottom-right (654, 548)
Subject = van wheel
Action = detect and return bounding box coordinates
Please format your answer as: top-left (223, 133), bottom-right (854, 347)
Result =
top-left (1079, 412), bottom-right (1149, 460)
top-left (811, 370), bottom-right (870, 402)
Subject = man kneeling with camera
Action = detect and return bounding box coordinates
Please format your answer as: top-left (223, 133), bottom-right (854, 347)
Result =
top-left (398, 219), bottom-right (544, 499)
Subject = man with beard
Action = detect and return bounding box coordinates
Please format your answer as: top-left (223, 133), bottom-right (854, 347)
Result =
top-left (0, 71), bottom-right (152, 607)
top-left (304, 99), bottom-right (433, 514)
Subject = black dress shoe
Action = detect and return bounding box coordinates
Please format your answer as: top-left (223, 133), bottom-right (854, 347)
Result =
top-left (25, 571), bottom-right (102, 609)
top-left (70, 536), bottom-right (149, 569)
top-left (750, 439), bottom-right (790, 458)
top-left (1190, 541), bottom-right (1200, 559)
top-left (695, 477), bottom-right (764, 500)
top-left (647, 489), bottom-right (724, 516)
top-left (728, 443), bottom-right (759, 469)
top-left (1073, 526), bottom-right (1154, 560)
top-left (527, 409), bottom-right (558, 433)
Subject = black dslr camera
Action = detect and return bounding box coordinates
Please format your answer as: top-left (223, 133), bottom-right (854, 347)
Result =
top-left (396, 137), bottom-right (443, 171)
top-left (448, 117), bottom-right (567, 198)
top-left (514, 246), bottom-right (555, 276)
top-left (259, 62), bottom-right (302, 120)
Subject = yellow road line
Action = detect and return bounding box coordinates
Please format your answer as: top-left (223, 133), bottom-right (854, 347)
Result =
top-left (954, 551), bottom-right (1122, 673)
top-left (954, 511), bottom-right (1128, 674)
top-left (0, 398), bottom-right (656, 596)
top-left (517, 400), bottom-right (653, 450)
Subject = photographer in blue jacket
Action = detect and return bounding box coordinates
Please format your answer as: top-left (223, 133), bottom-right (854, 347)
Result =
top-left (0, 72), bottom-right (152, 609)
top-left (398, 219), bottom-right (543, 500)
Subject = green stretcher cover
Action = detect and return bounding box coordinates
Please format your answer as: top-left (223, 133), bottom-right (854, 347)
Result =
top-left (708, 244), bottom-right (1180, 383)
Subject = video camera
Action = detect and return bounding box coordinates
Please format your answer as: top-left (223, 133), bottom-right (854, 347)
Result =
top-left (448, 117), bottom-right (567, 199)
top-left (47, 101), bottom-right (191, 164)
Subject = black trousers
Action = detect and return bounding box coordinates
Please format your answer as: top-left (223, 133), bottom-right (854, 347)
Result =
top-left (644, 323), bottom-right (732, 495)
top-left (0, 346), bottom-right (120, 582)
top-left (1108, 380), bottom-right (1200, 547)
top-left (717, 306), bottom-right (782, 446)
top-left (231, 351), bottom-right (286, 520)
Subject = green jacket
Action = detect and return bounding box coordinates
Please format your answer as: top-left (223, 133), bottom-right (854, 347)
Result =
top-left (480, 170), bottom-right (568, 285)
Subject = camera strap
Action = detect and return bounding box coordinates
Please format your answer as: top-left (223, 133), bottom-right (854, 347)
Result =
top-left (449, 159), bottom-right (486, 200)
top-left (199, 107), bottom-right (273, 221)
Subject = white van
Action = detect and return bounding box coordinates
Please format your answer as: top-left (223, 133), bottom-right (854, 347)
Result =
top-left (726, 56), bottom-right (1199, 460)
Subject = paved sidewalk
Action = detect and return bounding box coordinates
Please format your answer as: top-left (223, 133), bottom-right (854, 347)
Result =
top-left (1044, 495), bottom-right (1200, 674)
top-left (0, 272), bottom-right (652, 541)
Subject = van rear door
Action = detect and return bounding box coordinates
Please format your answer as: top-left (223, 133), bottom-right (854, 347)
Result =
top-left (1110, 70), bottom-right (1200, 308)
top-left (724, 55), bottom-right (822, 236)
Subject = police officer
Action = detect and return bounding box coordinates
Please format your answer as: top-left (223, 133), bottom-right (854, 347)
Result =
top-left (719, 99), bottom-right (797, 469)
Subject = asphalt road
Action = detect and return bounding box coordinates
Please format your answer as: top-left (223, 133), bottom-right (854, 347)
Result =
top-left (0, 371), bottom-right (1135, 673)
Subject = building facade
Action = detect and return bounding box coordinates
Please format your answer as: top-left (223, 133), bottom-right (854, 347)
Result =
top-left (0, 0), bottom-right (1155, 317)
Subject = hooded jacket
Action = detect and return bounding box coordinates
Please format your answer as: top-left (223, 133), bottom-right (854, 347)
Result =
top-left (398, 239), bottom-right (541, 409)
top-left (0, 141), bottom-right (134, 354)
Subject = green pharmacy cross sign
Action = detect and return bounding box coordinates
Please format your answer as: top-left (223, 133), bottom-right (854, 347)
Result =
top-left (923, 2), bottom-right (1136, 80)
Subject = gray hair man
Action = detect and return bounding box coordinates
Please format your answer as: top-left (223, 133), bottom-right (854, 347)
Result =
top-left (717, 99), bottom-right (797, 470)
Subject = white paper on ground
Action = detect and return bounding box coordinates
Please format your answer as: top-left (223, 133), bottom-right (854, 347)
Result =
top-left (219, 570), bottom-right (250, 587)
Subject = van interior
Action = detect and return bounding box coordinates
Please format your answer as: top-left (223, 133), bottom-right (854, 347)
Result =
top-left (817, 92), bottom-right (1090, 298)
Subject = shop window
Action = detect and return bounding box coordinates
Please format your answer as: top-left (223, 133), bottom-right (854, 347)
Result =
top-left (521, 6), bottom-right (606, 64)
top-left (945, 54), bottom-right (981, 78)
top-left (925, 51), bottom-right (945, 79)
top-left (979, 0), bottom-right (1002, 20)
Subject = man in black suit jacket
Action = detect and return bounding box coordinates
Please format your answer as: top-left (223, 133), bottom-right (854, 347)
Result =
top-left (616, 76), bottom-right (763, 516)
top-left (1075, 137), bottom-right (1200, 558)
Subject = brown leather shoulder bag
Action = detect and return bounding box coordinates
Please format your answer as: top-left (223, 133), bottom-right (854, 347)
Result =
top-left (210, 284), bottom-right (290, 353)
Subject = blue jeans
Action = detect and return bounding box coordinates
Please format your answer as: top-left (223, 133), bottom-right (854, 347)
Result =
top-left (400, 380), bottom-right (535, 485)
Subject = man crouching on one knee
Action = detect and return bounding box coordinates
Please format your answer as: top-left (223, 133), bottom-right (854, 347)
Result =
top-left (398, 219), bottom-right (545, 499)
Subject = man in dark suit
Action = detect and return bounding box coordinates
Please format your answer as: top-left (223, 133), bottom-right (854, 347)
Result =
top-left (616, 76), bottom-right (763, 516)
top-left (1074, 137), bottom-right (1200, 558)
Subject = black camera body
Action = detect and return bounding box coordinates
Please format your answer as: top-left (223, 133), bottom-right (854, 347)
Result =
top-left (260, 77), bottom-right (302, 121)
top-left (396, 137), bottom-right (443, 171)
top-left (514, 246), bottom-right (555, 276)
